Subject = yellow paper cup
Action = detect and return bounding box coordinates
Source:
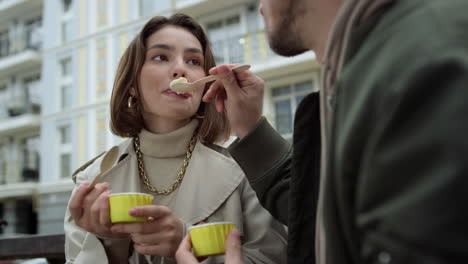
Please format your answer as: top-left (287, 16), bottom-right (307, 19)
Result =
top-left (108, 192), bottom-right (154, 223)
top-left (188, 222), bottom-right (236, 257)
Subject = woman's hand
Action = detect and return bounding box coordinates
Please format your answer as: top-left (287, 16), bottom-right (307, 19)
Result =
top-left (175, 229), bottom-right (243, 264)
top-left (69, 182), bottom-right (125, 239)
top-left (111, 205), bottom-right (184, 257)
top-left (203, 64), bottom-right (265, 139)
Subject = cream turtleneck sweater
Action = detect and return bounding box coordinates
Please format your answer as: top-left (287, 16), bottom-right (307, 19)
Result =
top-left (138, 119), bottom-right (199, 208)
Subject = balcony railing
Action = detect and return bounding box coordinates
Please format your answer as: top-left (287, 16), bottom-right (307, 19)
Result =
top-left (0, 90), bottom-right (41, 120)
top-left (210, 30), bottom-right (277, 66)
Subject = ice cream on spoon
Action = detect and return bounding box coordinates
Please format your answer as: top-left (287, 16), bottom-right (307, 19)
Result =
top-left (169, 77), bottom-right (189, 91)
top-left (170, 64), bottom-right (251, 94)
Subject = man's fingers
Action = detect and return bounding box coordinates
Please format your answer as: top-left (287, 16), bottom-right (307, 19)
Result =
top-left (225, 229), bottom-right (243, 264)
top-left (215, 89), bottom-right (227, 113)
top-left (205, 65), bottom-right (254, 104)
top-left (175, 231), bottom-right (242, 264)
top-left (69, 182), bottom-right (91, 220)
top-left (203, 80), bottom-right (222, 102)
top-left (209, 64), bottom-right (239, 75)
top-left (235, 70), bottom-right (251, 80)
top-left (204, 63), bottom-right (241, 102)
top-left (216, 65), bottom-right (242, 99)
top-left (175, 235), bottom-right (199, 264)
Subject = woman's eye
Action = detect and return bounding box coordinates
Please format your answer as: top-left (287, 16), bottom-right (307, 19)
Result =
top-left (152, 55), bottom-right (168, 61)
top-left (188, 58), bottom-right (201, 66)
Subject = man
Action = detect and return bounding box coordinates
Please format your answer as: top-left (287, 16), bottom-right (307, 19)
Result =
top-left (177, 0), bottom-right (468, 263)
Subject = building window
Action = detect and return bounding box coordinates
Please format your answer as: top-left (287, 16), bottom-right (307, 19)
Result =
top-left (25, 17), bottom-right (42, 50)
top-left (63, 0), bottom-right (72, 13)
top-left (139, 0), bottom-right (171, 17)
top-left (96, 109), bottom-right (107, 153)
top-left (59, 57), bottom-right (72, 109)
top-left (61, 57), bottom-right (72, 76)
top-left (61, 21), bottom-right (72, 43)
top-left (60, 125), bottom-right (71, 144)
top-left (0, 84), bottom-right (8, 119)
top-left (23, 75), bottom-right (41, 114)
top-left (61, 0), bottom-right (73, 43)
top-left (272, 80), bottom-right (316, 141)
top-left (61, 84), bottom-right (72, 109)
top-left (96, 38), bottom-right (107, 101)
top-left (0, 144), bottom-right (7, 185)
top-left (14, 199), bottom-right (37, 234)
top-left (8, 80), bottom-right (26, 117)
top-left (58, 125), bottom-right (72, 178)
top-left (207, 15), bottom-right (244, 65)
top-left (0, 203), bottom-right (4, 234)
top-left (19, 136), bottom-right (40, 182)
top-left (97, 0), bottom-right (108, 28)
top-left (60, 153), bottom-right (71, 178)
top-left (0, 30), bottom-right (9, 58)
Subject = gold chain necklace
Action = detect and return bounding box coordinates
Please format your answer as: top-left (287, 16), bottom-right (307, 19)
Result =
top-left (133, 133), bottom-right (197, 195)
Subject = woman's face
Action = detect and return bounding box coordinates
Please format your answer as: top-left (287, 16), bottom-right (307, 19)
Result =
top-left (138, 25), bottom-right (206, 131)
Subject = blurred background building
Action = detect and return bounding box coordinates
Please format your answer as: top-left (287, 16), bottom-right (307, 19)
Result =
top-left (0, 0), bottom-right (320, 239)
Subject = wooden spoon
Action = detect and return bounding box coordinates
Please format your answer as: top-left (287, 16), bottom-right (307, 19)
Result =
top-left (170, 64), bottom-right (251, 93)
top-left (89, 146), bottom-right (119, 189)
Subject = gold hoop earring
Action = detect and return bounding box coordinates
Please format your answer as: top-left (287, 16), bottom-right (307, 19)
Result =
top-left (128, 96), bottom-right (134, 108)
top-left (195, 113), bottom-right (205, 119)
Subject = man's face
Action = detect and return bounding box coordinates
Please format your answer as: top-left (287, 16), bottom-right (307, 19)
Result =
top-left (259, 0), bottom-right (308, 56)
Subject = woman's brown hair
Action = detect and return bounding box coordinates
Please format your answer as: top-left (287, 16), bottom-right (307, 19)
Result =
top-left (110, 13), bottom-right (230, 144)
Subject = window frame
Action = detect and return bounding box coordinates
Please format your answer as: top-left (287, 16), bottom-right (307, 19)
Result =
top-left (200, 6), bottom-right (247, 65)
top-left (60, 0), bottom-right (74, 43)
top-left (57, 123), bottom-right (73, 179)
top-left (58, 57), bottom-right (73, 110)
top-left (268, 72), bottom-right (320, 141)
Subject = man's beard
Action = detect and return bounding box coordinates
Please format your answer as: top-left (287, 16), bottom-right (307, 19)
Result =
top-left (268, 14), bottom-right (308, 57)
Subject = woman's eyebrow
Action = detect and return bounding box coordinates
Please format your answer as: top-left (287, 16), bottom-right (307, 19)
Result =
top-left (147, 44), bottom-right (173, 51)
top-left (185, 47), bottom-right (203, 54)
top-left (147, 44), bottom-right (202, 55)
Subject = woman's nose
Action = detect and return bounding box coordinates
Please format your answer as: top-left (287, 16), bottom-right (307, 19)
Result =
top-left (173, 72), bottom-right (186, 78)
top-left (172, 60), bottom-right (187, 78)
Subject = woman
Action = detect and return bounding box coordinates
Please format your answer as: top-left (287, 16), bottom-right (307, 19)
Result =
top-left (64, 14), bottom-right (287, 264)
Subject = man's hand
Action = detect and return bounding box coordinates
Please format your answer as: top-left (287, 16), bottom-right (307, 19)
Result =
top-left (203, 64), bottom-right (264, 139)
top-left (175, 229), bottom-right (243, 264)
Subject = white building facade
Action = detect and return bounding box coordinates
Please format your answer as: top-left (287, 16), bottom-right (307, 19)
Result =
top-left (0, 0), bottom-right (43, 237)
top-left (0, 0), bottom-right (320, 236)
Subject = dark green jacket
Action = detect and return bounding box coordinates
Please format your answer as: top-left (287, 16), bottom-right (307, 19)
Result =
top-left (229, 0), bottom-right (468, 263)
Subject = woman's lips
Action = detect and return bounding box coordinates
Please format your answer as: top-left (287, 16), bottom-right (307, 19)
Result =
top-left (163, 89), bottom-right (191, 98)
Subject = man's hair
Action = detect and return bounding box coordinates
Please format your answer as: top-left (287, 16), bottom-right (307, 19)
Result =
top-left (110, 13), bottom-right (230, 144)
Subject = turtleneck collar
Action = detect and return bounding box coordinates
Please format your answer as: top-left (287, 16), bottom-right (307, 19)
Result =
top-left (138, 119), bottom-right (199, 158)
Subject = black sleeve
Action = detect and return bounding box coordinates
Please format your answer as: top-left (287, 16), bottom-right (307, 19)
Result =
top-left (228, 117), bottom-right (292, 225)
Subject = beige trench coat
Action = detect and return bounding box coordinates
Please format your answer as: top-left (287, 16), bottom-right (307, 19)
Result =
top-left (64, 139), bottom-right (287, 264)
